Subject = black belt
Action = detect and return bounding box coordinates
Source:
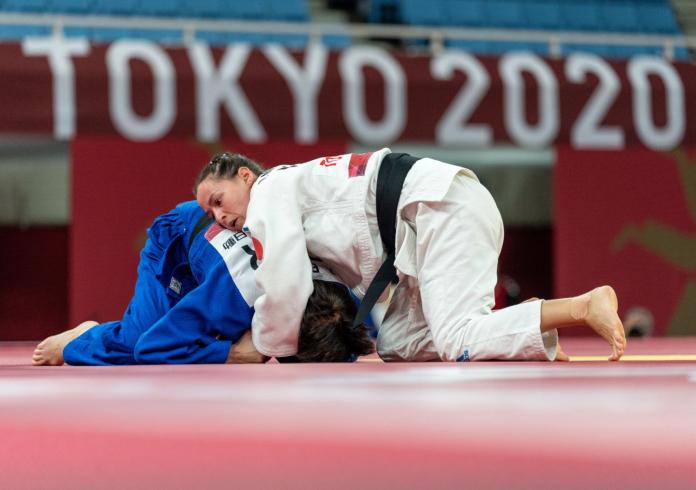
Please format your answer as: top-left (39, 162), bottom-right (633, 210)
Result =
top-left (353, 152), bottom-right (419, 327)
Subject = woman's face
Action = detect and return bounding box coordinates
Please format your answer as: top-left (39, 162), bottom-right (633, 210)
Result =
top-left (196, 168), bottom-right (256, 231)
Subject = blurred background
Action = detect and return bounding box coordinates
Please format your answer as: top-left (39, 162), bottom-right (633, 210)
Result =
top-left (0, 0), bottom-right (694, 341)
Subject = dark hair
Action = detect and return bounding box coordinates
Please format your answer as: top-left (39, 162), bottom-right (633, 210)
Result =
top-left (193, 152), bottom-right (265, 194)
top-left (295, 280), bottom-right (375, 362)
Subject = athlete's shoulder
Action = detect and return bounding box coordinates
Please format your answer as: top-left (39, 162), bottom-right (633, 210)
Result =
top-left (198, 222), bottom-right (261, 305)
top-left (174, 200), bottom-right (205, 226)
top-left (253, 161), bottom-right (306, 188)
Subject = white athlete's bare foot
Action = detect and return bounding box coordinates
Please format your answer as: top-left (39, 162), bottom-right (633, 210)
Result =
top-left (32, 320), bottom-right (98, 366)
top-left (573, 286), bottom-right (626, 361)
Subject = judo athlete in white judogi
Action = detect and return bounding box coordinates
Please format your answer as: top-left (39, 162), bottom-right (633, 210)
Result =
top-left (195, 150), bottom-right (627, 363)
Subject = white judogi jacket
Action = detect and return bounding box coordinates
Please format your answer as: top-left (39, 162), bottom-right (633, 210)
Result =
top-left (245, 148), bottom-right (556, 361)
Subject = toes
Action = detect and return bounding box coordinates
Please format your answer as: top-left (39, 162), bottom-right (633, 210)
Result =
top-left (610, 342), bottom-right (625, 361)
top-left (609, 342), bottom-right (620, 361)
top-left (615, 334), bottom-right (627, 353)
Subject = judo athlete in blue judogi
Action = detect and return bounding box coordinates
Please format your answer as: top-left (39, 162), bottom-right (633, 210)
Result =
top-left (32, 200), bottom-right (375, 366)
top-left (34, 200), bottom-right (260, 366)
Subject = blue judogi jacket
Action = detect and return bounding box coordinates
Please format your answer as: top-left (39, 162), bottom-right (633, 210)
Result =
top-left (63, 201), bottom-right (259, 365)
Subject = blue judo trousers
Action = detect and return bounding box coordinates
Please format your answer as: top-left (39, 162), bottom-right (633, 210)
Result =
top-left (63, 201), bottom-right (260, 365)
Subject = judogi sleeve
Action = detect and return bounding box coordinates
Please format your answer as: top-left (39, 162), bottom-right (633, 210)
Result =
top-left (245, 170), bottom-right (314, 358)
top-left (133, 244), bottom-right (254, 365)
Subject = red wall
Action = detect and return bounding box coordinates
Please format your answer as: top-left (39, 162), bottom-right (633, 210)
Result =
top-left (555, 146), bottom-right (696, 335)
top-left (0, 226), bottom-right (68, 340)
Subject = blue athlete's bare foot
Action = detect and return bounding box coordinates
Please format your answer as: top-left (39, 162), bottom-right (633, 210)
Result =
top-left (32, 321), bottom-right (98, 366)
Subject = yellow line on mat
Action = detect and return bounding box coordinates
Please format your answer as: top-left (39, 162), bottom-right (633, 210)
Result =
top-left (357, 355), bottom-right (696, 363)
top-left (570, 354), bottom-right (696, 362)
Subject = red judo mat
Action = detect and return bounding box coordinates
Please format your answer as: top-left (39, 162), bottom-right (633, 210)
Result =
top-left (1, 338), bottom-right (695, 489)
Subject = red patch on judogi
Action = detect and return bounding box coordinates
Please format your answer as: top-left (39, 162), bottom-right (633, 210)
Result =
top-left (204, 223), bottom-right (224, 241)
top-left (348, 152), bottom-right (373, 177)
top-left (251, 236), bottom-right (264, 261)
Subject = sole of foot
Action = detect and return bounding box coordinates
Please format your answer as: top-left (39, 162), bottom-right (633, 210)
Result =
top-left (586, 286), bottom-right (626, 361)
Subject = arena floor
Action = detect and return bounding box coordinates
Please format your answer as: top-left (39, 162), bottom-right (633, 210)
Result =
top-left (1, 338), bottom-right (695, 489)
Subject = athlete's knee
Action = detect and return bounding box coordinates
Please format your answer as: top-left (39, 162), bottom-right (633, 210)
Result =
top-left (376, 342), bottom-right (405, 362)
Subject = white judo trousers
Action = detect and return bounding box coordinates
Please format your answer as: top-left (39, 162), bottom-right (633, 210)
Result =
top-left (377, 172), bottom-right (558, 362)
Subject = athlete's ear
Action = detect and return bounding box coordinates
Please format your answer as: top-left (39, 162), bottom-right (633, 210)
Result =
top-left (239, 166), bottom-right (254, 185)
